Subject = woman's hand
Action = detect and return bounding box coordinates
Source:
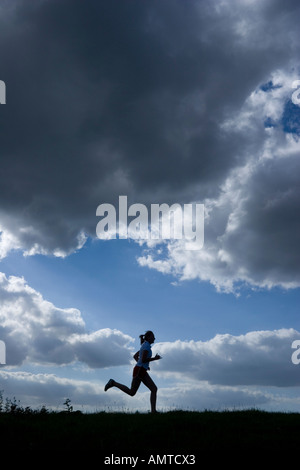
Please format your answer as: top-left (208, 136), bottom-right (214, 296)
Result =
top-left (133, 351), bottom-right (139, 362)
top-left (154, 354), bottom-right (162, 360)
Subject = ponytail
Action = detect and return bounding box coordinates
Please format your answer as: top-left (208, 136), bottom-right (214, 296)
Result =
top-left (139, 330), bottom-right (154, 344)
top-left (139, 334), bottom-right (145, 345)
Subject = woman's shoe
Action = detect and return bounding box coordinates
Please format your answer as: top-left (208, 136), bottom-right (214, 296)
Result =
top-left (104, 378), bottom-right (115, 391)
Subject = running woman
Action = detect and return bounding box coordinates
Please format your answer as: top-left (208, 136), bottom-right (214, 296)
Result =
top-left (104, 330), bottom-right (161, 413)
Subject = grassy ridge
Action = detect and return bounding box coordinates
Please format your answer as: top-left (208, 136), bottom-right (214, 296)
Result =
top-left (1, 409), bottom-right (300, 453)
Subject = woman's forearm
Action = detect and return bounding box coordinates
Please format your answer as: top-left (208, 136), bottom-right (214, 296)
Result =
top-left (142, 355), bottom-right (160, 364)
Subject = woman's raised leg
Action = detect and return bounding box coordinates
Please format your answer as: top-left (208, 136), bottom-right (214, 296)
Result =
top-left (112, 376), bottom-right (141, 396)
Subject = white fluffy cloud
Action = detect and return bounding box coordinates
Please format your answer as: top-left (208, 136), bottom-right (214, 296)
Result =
top-left (153, 328), bottom-right (300, 387)
top-left (0, 272), bottom-right (133, 367)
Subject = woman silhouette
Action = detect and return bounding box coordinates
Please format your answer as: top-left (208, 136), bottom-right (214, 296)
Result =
top-left (104, 330), bottom-right (162, 413)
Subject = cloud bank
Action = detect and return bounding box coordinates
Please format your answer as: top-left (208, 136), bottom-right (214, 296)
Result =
top-left (0, 369), bottom-right (288, 412)
top-left (0, 272), bottom-right (133, 368)
top-left (1, 324), bottom-right (300, 411)
top-left (153, 328), bottom-right (300, 387)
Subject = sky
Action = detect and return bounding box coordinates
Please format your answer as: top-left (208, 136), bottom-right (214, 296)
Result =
top-left (0, 0), bottom-right (300, 413)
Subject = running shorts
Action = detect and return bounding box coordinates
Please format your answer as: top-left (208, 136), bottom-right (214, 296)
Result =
top-left (133, 365), bottom-right (147, 379)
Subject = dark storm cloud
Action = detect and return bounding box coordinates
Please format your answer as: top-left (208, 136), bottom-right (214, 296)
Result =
top-left (221, 150), bottom-right (300, 286)
top-left (0, 0), bottom-right (300, 288)
top-left (138, 67), bottom-right (300, 291)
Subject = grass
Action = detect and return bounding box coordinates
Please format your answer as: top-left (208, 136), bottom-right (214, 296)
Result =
top-left (0, 405), bottom-right (300, 455)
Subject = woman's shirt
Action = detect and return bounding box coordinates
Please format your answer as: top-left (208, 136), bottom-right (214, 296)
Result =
top-left (137, 341), bottom-right (152, 369)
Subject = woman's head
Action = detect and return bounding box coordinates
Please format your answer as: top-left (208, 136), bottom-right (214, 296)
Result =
top-left (140, 330), bottom-right (155, 344)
